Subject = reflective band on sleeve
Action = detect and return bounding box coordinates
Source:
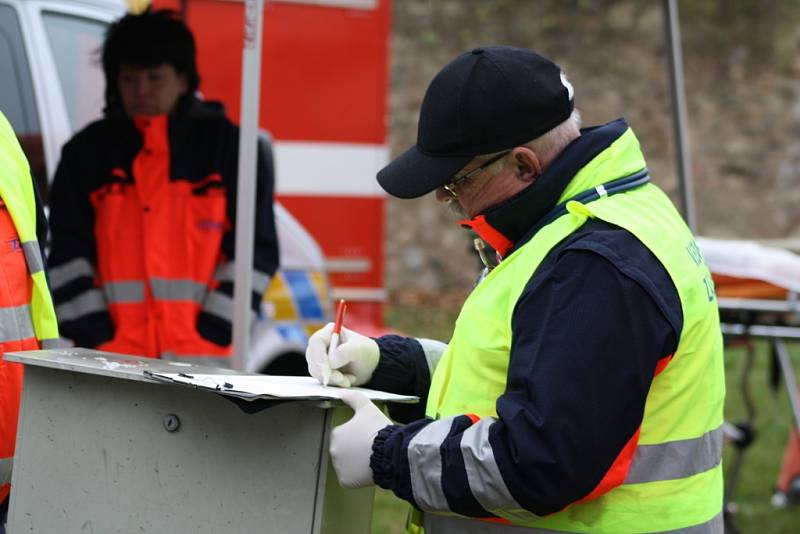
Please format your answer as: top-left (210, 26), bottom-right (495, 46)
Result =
top-left (204, 291), bottom-right (233, 320)
top-left (48, 257), bottom-right (95, 290)
top-left (407, 417), bottom-right (457, 513)
top-left (56, 288), bottom-right (107, 322)
top-left (0, 303), bottom-right (35, 342)
top-left (460, 417), bottom-right (523, 513)
top-left (624, 426), bottom-right (723, 485)
top-left (160, 352), bottom-right (231, 368)
top-left (0, 456), bottom-right (13, 486)
top-left (214, 262), bottom-right (236, 282)
top-left (39, 338), bottom-right (63, 349)
top-left (415, 338), bottom-right (448, 377)
top-left (252, 270), bottom-right (272, 295)
top-left (214, 263), bottom-right (271, 295)
top-left (102, 281), bottom-right (145, 303)
top-left (21, 240), bottom-right (43, 274)
top-left (150, 278), bottom-right (207, 303)
top-left (203, 291), bottom-right (257, 322)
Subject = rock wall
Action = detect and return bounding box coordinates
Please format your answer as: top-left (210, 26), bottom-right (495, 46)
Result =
top-left (385, 0), bottom-right (800, 295)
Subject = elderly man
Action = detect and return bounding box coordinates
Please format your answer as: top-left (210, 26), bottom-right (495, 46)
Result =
top-left (307, 46), bottom-right (724, 533)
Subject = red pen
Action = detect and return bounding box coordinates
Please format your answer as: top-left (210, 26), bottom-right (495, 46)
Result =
top-left (323, 299), bottom-right (347, 386)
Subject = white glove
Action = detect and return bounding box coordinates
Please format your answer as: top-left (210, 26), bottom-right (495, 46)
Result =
top-left (330, 389), bottom-right (391, 488)
top-left (306, 322), bottom-right (379, 388)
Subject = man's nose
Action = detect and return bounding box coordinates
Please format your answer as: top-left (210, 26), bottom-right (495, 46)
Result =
top-left (132, 78), bottom-right (150, 95)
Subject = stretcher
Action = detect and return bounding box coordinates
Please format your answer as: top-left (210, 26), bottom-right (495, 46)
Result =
top-left (697, 237), bottom-right (800, 528)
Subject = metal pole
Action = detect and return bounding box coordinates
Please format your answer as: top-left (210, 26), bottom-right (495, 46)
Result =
top-left (663, 0), bottom-right (697, 231)
top-left (774, 338), bottom-right (800, 432)
top-left (232, 0), bottom-right (264, 370)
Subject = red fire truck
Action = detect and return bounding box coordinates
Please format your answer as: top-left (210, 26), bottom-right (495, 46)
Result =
top-left (155, 0), bottom-right (392, 337)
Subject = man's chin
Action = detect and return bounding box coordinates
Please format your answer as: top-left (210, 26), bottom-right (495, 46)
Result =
top-left (445, 198), bottom-right (467, 218)
top-left (127, 106), bottom-right (160, 117)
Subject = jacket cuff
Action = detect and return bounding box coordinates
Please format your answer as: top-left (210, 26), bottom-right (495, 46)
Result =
top-left (196, 311), bottom-right (232, 346)
top-left (369, 418), bottom-right (435, 510)
top-left (370, 424), bottom-right (405, 490)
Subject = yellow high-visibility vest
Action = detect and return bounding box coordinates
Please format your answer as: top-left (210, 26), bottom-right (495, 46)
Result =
top-left (0, 111), bottom-right (59, 343)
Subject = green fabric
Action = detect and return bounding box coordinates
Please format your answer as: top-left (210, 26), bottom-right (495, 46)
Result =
top-left (0, 111), bottom-right (59, 341)
top-left (419, 128), bottom-right (724, 532)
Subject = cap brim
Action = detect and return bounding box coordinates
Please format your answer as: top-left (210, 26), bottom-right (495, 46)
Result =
top-left (377, 145), bottom-right (472, 199)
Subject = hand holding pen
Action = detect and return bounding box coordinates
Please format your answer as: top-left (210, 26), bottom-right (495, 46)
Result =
top-left (305, 299), bottom-right (380, 388)
top-left (323, 299), bottom-right (348, 386)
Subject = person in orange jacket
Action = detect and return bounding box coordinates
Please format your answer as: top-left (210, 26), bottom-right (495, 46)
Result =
top-left (0, 110), bottom-right (59, 533)
top-left (47, 9), bottom-right (279, 365)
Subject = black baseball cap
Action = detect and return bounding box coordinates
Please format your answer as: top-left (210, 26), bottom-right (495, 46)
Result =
top-left (377, 46), bottom-right (575, 199)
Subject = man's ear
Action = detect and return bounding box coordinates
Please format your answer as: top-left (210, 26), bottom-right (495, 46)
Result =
top-left (511, 147), bottom-right (541, 184)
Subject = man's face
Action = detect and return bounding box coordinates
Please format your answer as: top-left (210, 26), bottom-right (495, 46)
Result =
top-left (435, 157), bottom-right (513, 218)
top-left (434, 148), bottom-right (540, 218)
top-left (117, 63), bottom-right (188, 117)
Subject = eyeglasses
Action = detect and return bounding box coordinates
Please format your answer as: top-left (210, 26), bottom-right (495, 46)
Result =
top-left (443, 150), bottom-right (511, 198)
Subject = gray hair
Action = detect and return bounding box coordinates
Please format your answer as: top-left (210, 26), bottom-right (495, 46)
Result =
top-left (481, 109), bottom-right (582, 173)
top-left (524, 109), bottom-right (582, 160)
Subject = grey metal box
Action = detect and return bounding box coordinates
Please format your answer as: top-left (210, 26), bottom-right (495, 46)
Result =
top-left (4, 350), bottom-right (374, 533)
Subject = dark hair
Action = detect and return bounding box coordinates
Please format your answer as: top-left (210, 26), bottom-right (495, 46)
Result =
top-left (101, 9), bottom-right (200, 114)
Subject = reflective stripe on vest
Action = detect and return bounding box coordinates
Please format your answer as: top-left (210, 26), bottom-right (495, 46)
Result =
top-left (0, 303), bottom-right (36, 343)
top-left (150, 278), bottom-right (207, 303)
top-left (422, 511), bottom-right (724, 534)
top-left (420, 127), bottom-right (724, 533)
top-left (103, 281), bottom-right (145, 303)
top-left (625, 426), bottom-right (722, 484)
top-left (101, 279), bottom-right (209, 304)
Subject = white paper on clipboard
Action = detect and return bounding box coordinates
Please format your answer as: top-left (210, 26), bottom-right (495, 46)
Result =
top-left (144, 371), bottom-right (418, 403)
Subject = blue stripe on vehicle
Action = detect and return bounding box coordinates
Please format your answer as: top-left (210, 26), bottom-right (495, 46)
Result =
top-left (277, 324), bottom-right (308, 344)
top-left (283, 271), bottom-right (325, 320)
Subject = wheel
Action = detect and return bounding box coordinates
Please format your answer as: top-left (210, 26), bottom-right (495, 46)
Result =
top-left (261, 351), bottom-right (309, 376)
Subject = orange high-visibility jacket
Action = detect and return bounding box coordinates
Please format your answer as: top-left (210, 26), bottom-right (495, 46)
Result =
top-left (0, 110), bottom-right (56, 503)
top-left (47, 101), bottom-right (279, 363)
top-left (0, 205), bottom-right (39, 503)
